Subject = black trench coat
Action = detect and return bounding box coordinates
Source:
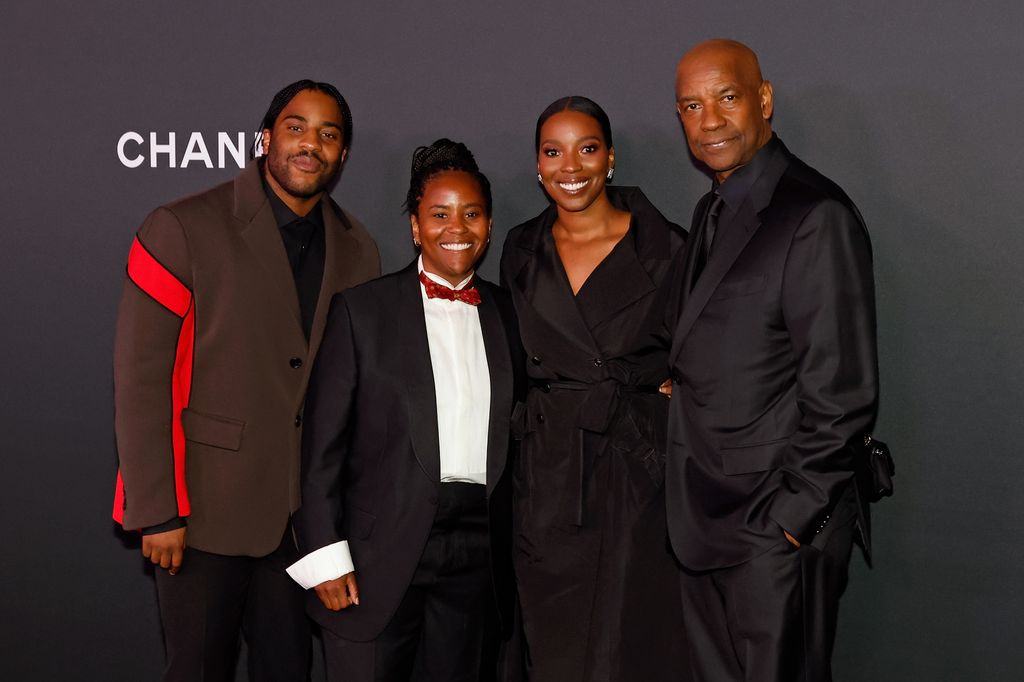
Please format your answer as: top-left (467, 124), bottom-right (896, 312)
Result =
top-left (500, 186), bottom-right (689, 682)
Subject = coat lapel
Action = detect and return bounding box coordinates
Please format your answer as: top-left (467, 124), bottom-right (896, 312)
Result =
top-left (477, 285), bottom-right (513, 494)
top-left (669, 143), bottom-right (792, 366)
top-left (233, 164), bottom-right (305, 336)
top-left (510, 210), bottom-right (599, 355)
top-left (397, 264), bottom-right (442, 485)
top-left (308, 202), bottom-right (368, 364)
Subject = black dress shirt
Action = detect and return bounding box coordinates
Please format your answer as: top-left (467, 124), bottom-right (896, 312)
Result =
top-left (712, 134), bottom-right (783, 246)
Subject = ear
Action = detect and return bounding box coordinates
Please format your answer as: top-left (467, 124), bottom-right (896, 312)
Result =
top-left (340, 147), bottom-right (348, 164)
top-left (410, 214), bottom-right (420, 245)
top-left (261, 128), bottom-right (272, 155)
top-left (607, 146), bottom-right (615, 171)
top-left (675, 101), bottom-right (686, 122)
top-left (759, 80), bottom-right (774, 120)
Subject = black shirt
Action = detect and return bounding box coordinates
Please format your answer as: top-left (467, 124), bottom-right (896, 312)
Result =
top-left (262, 171), bottom-right (326, 341)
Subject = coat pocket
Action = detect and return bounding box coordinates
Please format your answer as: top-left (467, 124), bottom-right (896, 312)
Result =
top-left (343, 507), bottom-right (376, 540)
top-left (711, 274), bottom-right (767, 301)
top-left (181, 408), bottom-right (245, 451)
top-left (720, 437), bottom-right (788, 475)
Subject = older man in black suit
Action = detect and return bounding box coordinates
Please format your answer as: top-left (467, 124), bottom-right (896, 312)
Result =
top-left (665, 39), bottom-right (879, 681)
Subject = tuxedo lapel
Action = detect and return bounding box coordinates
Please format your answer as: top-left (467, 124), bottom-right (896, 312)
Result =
top-left (397, 264), bottom-right (442, 485)
top-left (233, 165), bottom-right (305, 336)
top-left (477, 286), bottom-right (513, 494)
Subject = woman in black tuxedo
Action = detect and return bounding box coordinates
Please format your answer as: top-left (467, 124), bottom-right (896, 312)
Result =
top-left (500, 97), bottom-right (688, 681)
top-left (288, 139), bottom-right (523, 682)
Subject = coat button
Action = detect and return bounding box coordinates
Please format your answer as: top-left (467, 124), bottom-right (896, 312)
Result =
top-left (294, 415), bottom-right (302, 427)
top-left (289, 357), bottom-right (303, 369)
top-left (593, 358), bottom-right (603, 367)
top-left (537, 414), bottom-right (546, 423)
top-left (531, 356), bottom-right (542, 365)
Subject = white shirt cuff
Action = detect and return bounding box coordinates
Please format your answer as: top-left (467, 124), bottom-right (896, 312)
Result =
top-left (285, 540), bottom-right (354, 590)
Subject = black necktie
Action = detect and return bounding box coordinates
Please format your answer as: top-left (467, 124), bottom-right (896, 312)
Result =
top-left (690, 193), bottom-right (724, 289)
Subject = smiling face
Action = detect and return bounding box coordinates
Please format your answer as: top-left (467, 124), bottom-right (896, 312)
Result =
top-left (262, 89), bottom-right (347, 214)
top-left (537, 109), bottom-right (614, 213)
top-left (675, 40), bottom-right (774, 183)
top-left (411, 170), bottom-right (492, 286)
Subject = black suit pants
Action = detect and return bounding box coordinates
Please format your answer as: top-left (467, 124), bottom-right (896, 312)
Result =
top-left (679, 485), bottom-right (857, 682)
top-left (154, 525), bottom-right (311, 682)
top-left (323, 482), bottom-right (497, 682)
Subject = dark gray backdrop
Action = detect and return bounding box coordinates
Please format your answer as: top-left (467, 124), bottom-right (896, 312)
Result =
top-left (2, 1), bottom-right (1021, 680)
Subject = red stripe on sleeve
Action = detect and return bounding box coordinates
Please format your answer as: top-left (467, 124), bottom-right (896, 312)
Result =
top-left (113, 236), bottom-right (195, 527)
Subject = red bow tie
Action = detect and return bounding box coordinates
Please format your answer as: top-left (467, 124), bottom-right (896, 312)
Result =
top-left (419, 271), bottom-right (481, 305)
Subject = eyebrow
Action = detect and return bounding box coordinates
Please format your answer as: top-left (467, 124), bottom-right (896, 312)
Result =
top-left (428, 202), bottom-right (484, 210)
top-left (283, 114), bottom-right (342, 129)
top-left (540, 135), bottom-right (602, 146)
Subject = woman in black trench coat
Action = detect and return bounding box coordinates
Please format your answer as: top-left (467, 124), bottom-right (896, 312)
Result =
top-left (500, 96), bottom-right (689, 681)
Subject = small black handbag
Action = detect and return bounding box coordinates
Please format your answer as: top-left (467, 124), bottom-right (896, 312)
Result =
top-left (860, 434), bottom-right (895, 502)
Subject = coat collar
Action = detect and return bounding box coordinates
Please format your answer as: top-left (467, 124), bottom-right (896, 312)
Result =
top-left (669, 139), bottom-right (792, 364)
top-left (507, 186), bottom-right (679, 348)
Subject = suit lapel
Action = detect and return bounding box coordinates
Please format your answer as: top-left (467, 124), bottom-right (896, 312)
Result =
top-left (576, 220), bottom-right (656, 328)
top-left (233, 164), bottom-right (304, 335)
top-left (669, 198), bottom-right (762, 364)
top-left (669, 143), bottom-right (792, 366)
top-left (477, 285), bottom-right (513, 494)
top-left (398, 264), bottom-right (442, 485)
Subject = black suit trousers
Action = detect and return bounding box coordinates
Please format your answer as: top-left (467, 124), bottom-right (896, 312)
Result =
top-left (678, 484), bottom-right (857, 682)
top-left (154, 525), bottom-right (310, 682)
top-left (323, 482), bottom-right (498, 682)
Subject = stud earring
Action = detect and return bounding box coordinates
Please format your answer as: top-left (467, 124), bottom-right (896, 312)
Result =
top-left (606, 167), bottom-right (615, 181)
top-left (413, 239), bottom-right (420, 247)
top-left (537, 173), bottom-right (543, 183)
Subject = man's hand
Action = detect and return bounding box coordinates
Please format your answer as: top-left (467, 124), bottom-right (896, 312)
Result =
top-left (784, 530), bottom-right (801, 548)
top-left (142, 527), bottom-right (187, 575)
top-left (315, 572), bottom-right (360, 611)
top-left (659, 378), bottom-right (673, 398)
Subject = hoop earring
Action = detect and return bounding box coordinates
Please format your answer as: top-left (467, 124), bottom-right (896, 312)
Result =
top-left (413, 239), bottom-right (421, 247)
top-left (606, 167), bottom-right (615, 181)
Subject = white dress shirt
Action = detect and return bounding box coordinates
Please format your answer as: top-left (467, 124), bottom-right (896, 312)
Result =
top-left (287, 259), bottom-right (491, 589)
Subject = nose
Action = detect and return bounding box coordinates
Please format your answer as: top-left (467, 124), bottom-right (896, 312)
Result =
top-left (700, 105), bottom-right (725, 132)
top-left (299, 129), bottom-right (322, 151)
top-left (561, 152), bottom-right (582, 173)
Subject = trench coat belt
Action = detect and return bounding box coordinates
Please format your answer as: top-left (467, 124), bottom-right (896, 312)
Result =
top-left (530, 378), bottom-right (660, 526)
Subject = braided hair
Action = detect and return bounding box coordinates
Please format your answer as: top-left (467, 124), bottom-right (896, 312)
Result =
top-left (405, 138), bottom-right (492, 217)
top-left (251, 79), bottom-right (353, 158)
top-left (534, 95), bottom-right (614, 152)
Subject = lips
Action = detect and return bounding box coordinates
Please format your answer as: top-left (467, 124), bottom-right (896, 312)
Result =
top-left (702, 137), bottom-right (737, 151)
top-left (290, 153), bottom-right (324, 172)
top-left (440, 242), bottom-right (474, 251)
top-left (557, 178), bottom-right (591, 194)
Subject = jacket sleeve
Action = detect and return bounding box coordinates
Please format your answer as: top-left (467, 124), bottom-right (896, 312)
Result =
top-left (291, 293), bottom-right (359, 555)
top-left (768, 198), bottom-right (879, 541)
top-left (112, 207), bottom-right (194, 530)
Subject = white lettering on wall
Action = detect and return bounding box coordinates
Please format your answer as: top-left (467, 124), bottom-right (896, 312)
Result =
top-left (149, 132), bottom-right (177, 168)
top-left (117, 132), bottom-right (145, 168)
top-left (117, 132), bottom-right (252, 169)
top-left (218, 132), bottom-right (246, 169)
top-left (181, 132), bottom-right (213, 169)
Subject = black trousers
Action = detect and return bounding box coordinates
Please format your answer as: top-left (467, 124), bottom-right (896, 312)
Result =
top-left (323, 482), bottom-right (497, 682)
top-left (154, 526), bottom-right (311, 682)
top-left (679, 485), bottom-right (858, 682)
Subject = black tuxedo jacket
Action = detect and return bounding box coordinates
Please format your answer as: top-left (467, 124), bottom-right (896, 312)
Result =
top-left (666, 139), bottom-right (879, 571)
top-left (292, 262), bottom-right (524, 642)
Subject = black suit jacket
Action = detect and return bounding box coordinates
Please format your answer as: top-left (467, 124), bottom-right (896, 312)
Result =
top-left (292, 262), bottom-right (524, 642)
top-left (666, 139), bottom-right (879, 571)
